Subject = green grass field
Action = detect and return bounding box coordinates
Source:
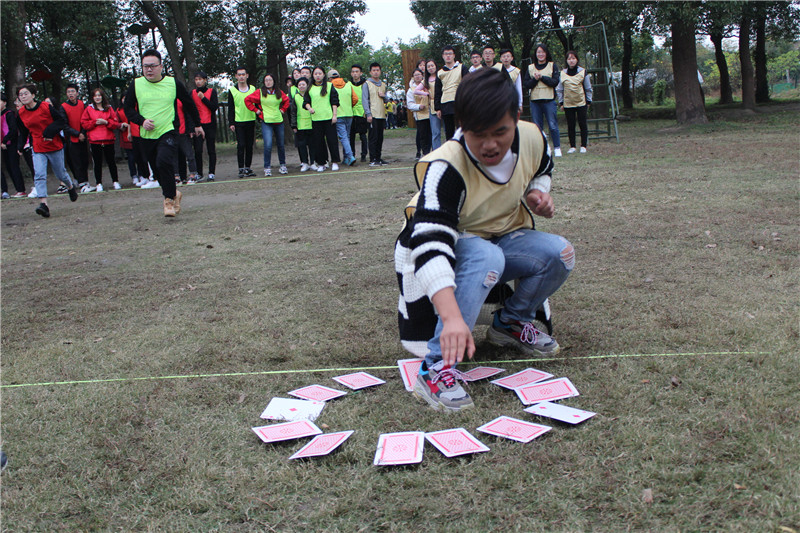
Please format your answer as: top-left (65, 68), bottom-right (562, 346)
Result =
top-left (1, 107), bottom-right (798, 532)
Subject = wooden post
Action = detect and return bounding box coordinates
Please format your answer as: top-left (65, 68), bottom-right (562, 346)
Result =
top-left (401, 49), bottom-right (421, 128)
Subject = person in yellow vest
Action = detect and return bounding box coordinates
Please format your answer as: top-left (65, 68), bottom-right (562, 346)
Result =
top-left (329, 69), bottom-right (357, 166)
top-left (227, 66), bottom-right (257, 177)
top-left (191, 71), bottom-right (218, 182)
top-left (394, 68), bottom-right (574, 411)
top-left (406, 68), bottom-right (431, 159)
top-left (434, 46), bottom-right (470, 140)
top-left (498, 49), bottom-right (523, 114)
top-left (245, 73), bottom-right (290, 176)
top-left (556, 50), bottom-right (593, 154)
top-left (523, 43), bottom-right (562, 157)
top-left (289, 77), bottom-right (315, 172)
top-left (362, 62), bottom-right (388, 166)
top-left (123, 49), bottom-right (203, 217)
top-left (349, 65), bottom-right (369, 163)
top-left (425, 59), bottom-right (443, 150)
top-left (304, 66), bottom-right (340, 172)
top-left (468, 50), bottom-right (483, 73)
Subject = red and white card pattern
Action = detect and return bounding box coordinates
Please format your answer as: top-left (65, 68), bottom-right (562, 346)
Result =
top-left (374, 431), bottom-right (425, 466)
top-left (425, 428), bottom-right (490, 457)
top-left (288, 384), bottom-right (347, 402)
top-left (397, 358), bottom-right (424, 392)
top-left (462, 367), bottom-right (505, 381)
top-left (490, 368), bottom-right (554, 390)
top-left (524, 401), bottom-right (596, 424)
top-left (252, 420), bottom-right (322, 444)
top-left (477, 416), bottom-right (552, 443)
top-left (332, 372), bottom-right (386, 390)
top-left (515, 377), bottom-right (579, 405)
top-left (289, 431), bottom-right (355, 460)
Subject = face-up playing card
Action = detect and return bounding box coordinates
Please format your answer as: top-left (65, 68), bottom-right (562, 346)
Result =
top-left (288, 384), bottom-right (347, 402)
top-left (289, 431), bottom-right (354, 460)
top-left (476, 416), bottom-right (552, 443)
top-left (332, 372), bottom-right (386, 390)
top-left (515, 377), bottom-right (579, 405)
top-left (374, 431), bottom-right (425, 466)
top-left (461, 367), bottom-right (505, 382)
top-left (398, 358), bottom-right (424, 392)
top-left (425, 428), bottom-right (490, 457)
top-left (252, 420), bottom-right (322, 444)
top-left (490, 368), bottom-right (554, 390)
top-left (524, 401), bottom-right (596, 424)
top-left (260, 397), bottom-right (326, 421)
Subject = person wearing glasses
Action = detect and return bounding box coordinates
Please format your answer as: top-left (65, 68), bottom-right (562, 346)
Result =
top-left (123, 49), bottom-right (203, 217)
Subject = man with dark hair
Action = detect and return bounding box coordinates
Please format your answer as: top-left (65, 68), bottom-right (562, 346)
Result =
top-left (61, 83), bottom-right (89, 191)
top-left (124, 49), bottom-right (203, 217)
top-left (395, 68), bottom-right (574, 411)
top-left (192, 70), bottom-right (218, 182)
top-left (468, 50), bottom-right (483, 73)
top-left (349, 64), bottom-right (368, 162)
top-left (482, 45), bottom-right (501, 70)
top-left (227, 66), bottom-right (257, 178)
top-left (434, 46), bottom-right (470, 140)
top-left (362, 62), bottom-right (388, 166)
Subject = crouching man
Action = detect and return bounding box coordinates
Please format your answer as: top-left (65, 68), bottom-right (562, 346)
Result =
top-left (394, 68), bottom-right (575, 412)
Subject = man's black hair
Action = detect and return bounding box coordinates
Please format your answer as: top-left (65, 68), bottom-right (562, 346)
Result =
top-left (482, 45), bottom-right (495, 53)
top-left (442, 45), bottom-right (455, 54)
top-left (454, 68), bottom-right (517, 133)
top-left (235, 66), bottom-right (248, 73)
top-left (351, 64), bottom-right (363, 71)
top-left (16, 84), bottom-right (37, 97)
top-left (296, 76), bottom-right (310, 87)
top-left (369, 62), bottom-right (381, 70)
top-left (470, 49), bottom-right (481, 57)
top-left (142, 49), bottom-right (162, 62)
top-left (66, 83), bottom-right (79, 91)
top-left (499, 48), bottom-right (513, 57)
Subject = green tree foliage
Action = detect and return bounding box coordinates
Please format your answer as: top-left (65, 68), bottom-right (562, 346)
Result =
top-left (333, 42), bottom-right (404, 93)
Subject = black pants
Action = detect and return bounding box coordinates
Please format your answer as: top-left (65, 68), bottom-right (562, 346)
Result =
top-left (442, 114), bottom-right (456, 141)
top-left (415, 118), bottom-right (431, 156)
top-left (368, 118), bottom-right (385, 162)
top-left (295, 128), bottom-right (314, 165)
top-left (193, 123), bottom-right (217, 176)
top-left (350, 116), bottom-right (368, 160)
top-left (139, 132), bottom-right (178, 199)
top-left (176, 134), bottom-right (197, 181)
top-left (311, 119), bottom-right (340, 166)
top-left (1, 146), bottom-right (26, 193)
top-left (90, 143), bottom-right (118, 185)
top-left (131, 136), bottom-right (150, 179)
top-left (564, 105), bottom-right (588, 148)
top-left (234, 121), bottom-right (255, 169)
top-left (65, 139), bottom-right (89, 183)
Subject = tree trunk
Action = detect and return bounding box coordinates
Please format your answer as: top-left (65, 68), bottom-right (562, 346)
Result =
top-left (167, 1), bottom-right (198, 87)
top-left (739, 8), bottom-right (755, 110)
top-left (140, 0), bottom-right (186, 85)
top-left (621, 28), bottom-right (634, 108)
top-left (6, 2), bottom-right (27, 95)
top-left (754, 10), bottom-right (769, 103)
top-left (710, 32), bottom-right (733, 104)
top-left (545, 1), bottom-right (569, 54)
top-left (671, 16), bottom-right (707, 124)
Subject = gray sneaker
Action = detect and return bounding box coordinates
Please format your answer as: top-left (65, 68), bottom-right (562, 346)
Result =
top-left (413, 365), bottom-right (474, 411)
top-left (486, 312), bottom-right (559, 356)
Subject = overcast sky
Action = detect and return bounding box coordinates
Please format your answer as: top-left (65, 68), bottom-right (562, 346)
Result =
top-left (354, 0), bottom-right (430, 49)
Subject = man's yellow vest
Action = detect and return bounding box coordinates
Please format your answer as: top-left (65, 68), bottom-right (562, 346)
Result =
top-left (134, 76), bottom-right (176, 139)
top-left (230, 84), bottom-right (256, 121)
top-left (437, 67), bottom-right (462, 104)
top-left (366, 81), bottom-right (386, 119)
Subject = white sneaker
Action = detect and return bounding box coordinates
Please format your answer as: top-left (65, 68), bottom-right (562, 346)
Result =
top-left (264, 167), bottom-right (271, 177)
top-left (113, 182), bottom-right (122, 190)
top-left (132, 177), bottom-right (141, 186)
top-left (324, 162), bottom-right (329, 169)
top-left (279, 165), bottom-right (288, 174)
top-left (300, 163), bottom-right (309, 172)
top-left (331, 163), bottom-right (339, 171)
top-left (316, 165), bottom-right (325, 172)
top-left (580, 147), bottom-right (587, 153)
top-left (310, 163), bottom-right (319, 171)
top-left (96, 184), bottom-right (105, 192)
top-left (207, 173), bottom-right (215, 181)
top-left (80, 184), bottom-right (96, 193)
top-left (554, 147), bottom-right (562, 157)
top-left (567, 147), bottom-right (576, 154)
top-left (28, 190), bottom-right (37, 198)
top-left (141, 179), bottom-right (160, 189)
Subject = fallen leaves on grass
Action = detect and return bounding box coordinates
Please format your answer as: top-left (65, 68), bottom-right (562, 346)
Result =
top-left (642, 488), bottom-right (654, 504)
top-left (670, 376), bottom-right (681, 388)
top-left (734, 483), bottom-right (746, 490)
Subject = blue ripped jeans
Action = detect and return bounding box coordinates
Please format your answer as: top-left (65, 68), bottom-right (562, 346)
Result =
top-left (424, 229), bottom-right (574, 368)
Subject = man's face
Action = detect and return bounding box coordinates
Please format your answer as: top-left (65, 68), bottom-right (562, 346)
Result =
top-left (17, 88), bottom-right (34, 107)
top-left (66, 88), bottom-right (78, 102)
top-left (482, 48), bottom-right (495, 65)
top-left (442, 50), bottom-right (455, 64)
top-left (195, 76), bottom-right (207, 88)
top-left (501, 52), bottom-right (513, 67)
top-left (463, 110), bottom-right (518, 167)
top-left (370, 66), bottom-right (381, 79)
top-left (142, 56), bottom-right (163, 81)
top-left (470, 54), bottom-right (482, 68)
top-left (300, 68), bottom-right (312, 80)
top-left (235, 70), bottom-right (248, 84)
top-left (350, 67), bottom-right (362, 82)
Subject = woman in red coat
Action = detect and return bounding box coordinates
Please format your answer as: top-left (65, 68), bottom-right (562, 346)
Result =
top-left (80, 88), bottom-right (121, 191)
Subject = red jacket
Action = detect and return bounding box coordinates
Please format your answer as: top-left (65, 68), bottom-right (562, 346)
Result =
top-left (244, 88), bottom-right (290, 123)
top-left (81, 105), bottom-right (119, 145)
top-left (116, 107), bottom-right (133, 150)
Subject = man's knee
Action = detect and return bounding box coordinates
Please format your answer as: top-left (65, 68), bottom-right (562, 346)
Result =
top-left (558, 237), bottom-right (575, 271)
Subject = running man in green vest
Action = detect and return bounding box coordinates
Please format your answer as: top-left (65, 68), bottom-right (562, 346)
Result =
top-left (227, 67), bottom-right (257, 178)
top-left (124, 49), bottom-right (203, 217)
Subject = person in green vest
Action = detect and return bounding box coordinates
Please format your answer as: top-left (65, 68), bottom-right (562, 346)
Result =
top-left (289, 77), bottom-right (315, 172)
top-left (245, 73), bottom-right (290, 176)
top-left (349, 64), bottom-right (368, 163)
top-left (123, 49), bottom-right (203, 217)
top-left (329, 69), bottom-right (357, 166)
top-left (227, 66), bottom-right (257, 178)
top-left (394, 68), bottom-right (573, 411)
top-left (303, 66), bottom-right (340, 172)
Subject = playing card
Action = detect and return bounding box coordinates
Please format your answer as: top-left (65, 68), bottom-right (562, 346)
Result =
top-left (260, 397), bottom-right (326, 421)
top-left (476, 416), bottom-right (552, 443)
top-left (332, 372), bottom-right (386, 390)
top-left (288, 384), bottom-right (347, 402)
top-left (524, 401), bottom-right (596, 424)
top-left (289, 431), bottom-right (354, 460)
top-left (490, 368), bottom-right (554, 390)
top-left (397, 358), bottom-right (424, 392)
top-left (252, 420), bottom-right (322, 443)
top-left (515, 377), bottom-right (579, 405)
top-left (461, 367), bottom-right (505, 381)
top-left (374, 431), bottom-right (425, 466)
top-left (425, 428), bottom-right (490, 457)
